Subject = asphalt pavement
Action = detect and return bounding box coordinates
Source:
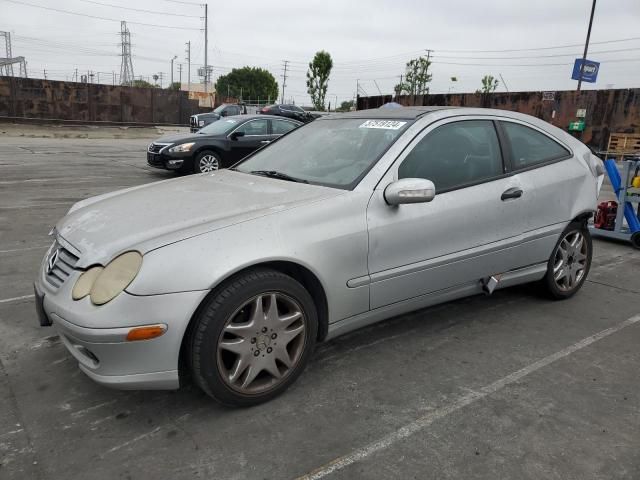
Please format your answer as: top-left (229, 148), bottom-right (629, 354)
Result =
top-left (0, 134), bottom-right (638, 480)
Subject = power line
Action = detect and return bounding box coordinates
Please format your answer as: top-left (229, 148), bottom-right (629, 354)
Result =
top-left (77, 0), bottom-right (201, 18)
top-left (431, 36), bottom-right (640, 54)
top-left (1, 0), bottom-right (200, 30)
top-left (431, 47), bottom-right (638, 61)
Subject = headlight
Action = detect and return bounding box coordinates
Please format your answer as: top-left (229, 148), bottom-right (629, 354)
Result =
top-left (168, 142), bottom-right (195, 153)
top-left (72, 251), bottom-right (143, 305)
top-left (198, 120), bottom-right (205, 126)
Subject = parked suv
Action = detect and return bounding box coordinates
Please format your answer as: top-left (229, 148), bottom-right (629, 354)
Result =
top-left (190, 103), bottom-right (247, 132)
top-left (259, 104), bottom-right (313, 123)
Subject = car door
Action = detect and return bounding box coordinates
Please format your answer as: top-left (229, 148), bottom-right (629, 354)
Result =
top-left (497, 120), bottom-right (582, 258)
top-left (228, 118), bottom-right (271, 162)
top-left (366, 117), bottom-right (531, 309)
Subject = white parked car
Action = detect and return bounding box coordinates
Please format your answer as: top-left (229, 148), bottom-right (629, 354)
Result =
top-left (35, 107), bottom-right (604, 406)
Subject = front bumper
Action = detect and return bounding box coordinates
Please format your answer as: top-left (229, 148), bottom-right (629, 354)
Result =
top-left (146, 150), bottom-right (192, 170)
top-left (35, 265), bottom-right (209, 390)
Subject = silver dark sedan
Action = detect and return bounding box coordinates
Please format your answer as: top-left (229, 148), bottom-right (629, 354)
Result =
top-left (35, 107), bottom-right (604, 406)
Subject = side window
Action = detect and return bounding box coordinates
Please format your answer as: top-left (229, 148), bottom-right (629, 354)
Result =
top-left (235, 119), bottom-right (269, 136)
top-left (398, 120), bottom-right (504, 192)
top-left (501, 122), bottom-right (569, 169)
top-left (272, 120), bottom-right (297, 135)
top-left (227, 106), bottom-right (240, 116)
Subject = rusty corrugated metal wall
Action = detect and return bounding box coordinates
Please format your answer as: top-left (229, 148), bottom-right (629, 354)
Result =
top-left (357, 89), bottom-right (640, 150)
top-left (0, 77), bottom-right (204, 125)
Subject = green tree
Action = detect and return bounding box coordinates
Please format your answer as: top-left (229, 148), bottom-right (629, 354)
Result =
top-left (477, 75), bottom-right (499, 94)
top-left (131, 79), bottom-right (155, 88)
top-left (306, 50), bottom-right (333, 111)
top-left (395, 56), bottom-right (432, 97)
top-left (168, 82), bottom-right (181, 91)
top-left (215, 67), bottom-right (278, 101)
top-left (338, 100), bottom-right (355, 112)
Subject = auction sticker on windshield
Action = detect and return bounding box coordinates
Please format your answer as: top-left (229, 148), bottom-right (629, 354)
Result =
top-left (359, 120), bottom-right (407, 130)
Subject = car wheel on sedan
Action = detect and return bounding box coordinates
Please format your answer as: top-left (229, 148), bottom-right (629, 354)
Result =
top-left (544, 221), bottom-right (592, 299)
top-left (189, 269), bottom-right (318, 407)
top-left (195, 150), bottom-right (222, 173)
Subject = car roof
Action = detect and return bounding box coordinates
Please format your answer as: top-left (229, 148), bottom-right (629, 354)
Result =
top-left (321, 106), bottom-right (456, 120)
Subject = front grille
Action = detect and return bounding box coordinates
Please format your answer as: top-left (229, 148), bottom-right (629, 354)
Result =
top-left (45, 241), bottom-right (80, 289)
top-left (148, 143), bottom-right (166, 154)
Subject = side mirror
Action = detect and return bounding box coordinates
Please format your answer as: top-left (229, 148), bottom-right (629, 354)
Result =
top-left (230, 131), bottom-right (245, 141)
top-left (384, 178), bottom-right (436, 205)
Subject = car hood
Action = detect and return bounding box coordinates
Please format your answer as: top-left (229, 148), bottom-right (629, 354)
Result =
top-left (57, 170), bottom-right (342, 267)
top-left (153, 132), bottom-right (202, 144)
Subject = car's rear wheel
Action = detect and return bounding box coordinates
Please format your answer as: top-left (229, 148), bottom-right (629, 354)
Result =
top-left (194, 150), bottom-right (221, 173)
top-left (189, 269), bottom-right (317, 407)
top-left (544, 221), bottom-right (592, 299)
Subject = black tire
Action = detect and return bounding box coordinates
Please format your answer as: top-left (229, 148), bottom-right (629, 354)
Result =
top-left (631, 231), bottom-right (640, 250)
top-left (543, 220), bottom-right (593, 300)
top-left (189, 269), bottom-right (318, 407)
top-left (194, 150), bottom-right (222, 174)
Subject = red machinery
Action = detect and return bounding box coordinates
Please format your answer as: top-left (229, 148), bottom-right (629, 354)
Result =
top-left (594, 201), bottom-right (617, 230)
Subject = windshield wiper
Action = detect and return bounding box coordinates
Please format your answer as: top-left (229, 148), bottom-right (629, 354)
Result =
top-left (250, 170), bottom-right (308, 183)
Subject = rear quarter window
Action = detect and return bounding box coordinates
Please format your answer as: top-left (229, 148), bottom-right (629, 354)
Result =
top-left (501, 122), bottom-right (570, 170)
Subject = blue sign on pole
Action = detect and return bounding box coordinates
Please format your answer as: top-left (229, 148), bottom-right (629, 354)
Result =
top-left (571, 58), bottom-right (600, 83)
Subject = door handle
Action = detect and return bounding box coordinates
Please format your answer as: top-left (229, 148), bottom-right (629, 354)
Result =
top-left (501, 187), bottom-right (523, 201)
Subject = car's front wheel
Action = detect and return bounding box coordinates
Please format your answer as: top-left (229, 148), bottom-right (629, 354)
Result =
top-left (544, 221), bottom-right (592, 299)
top-left (189, 269), bottom-right (318, 407)
top-left (194, 150), bottom-right (222, 173)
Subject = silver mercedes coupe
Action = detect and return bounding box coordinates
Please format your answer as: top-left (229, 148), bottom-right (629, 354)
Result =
top-left (35, 107), bottom-right (604, 406)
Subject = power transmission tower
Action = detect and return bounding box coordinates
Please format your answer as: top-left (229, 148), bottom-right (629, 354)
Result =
top-left (281, 60), bottom-right (289, 104)
top-left (119, 21), bottom-right (135, 86)
top-left (185, 41), bottom-right (191, 91)
top-left (0, 31), bottom-right (27, 77)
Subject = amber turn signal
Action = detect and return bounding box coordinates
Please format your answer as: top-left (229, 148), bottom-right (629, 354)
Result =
top-left (126, 325), bottom-right (167, 342)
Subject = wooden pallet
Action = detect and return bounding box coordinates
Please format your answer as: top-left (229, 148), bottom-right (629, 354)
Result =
top-left (607, 133), bottom-right (640, 159)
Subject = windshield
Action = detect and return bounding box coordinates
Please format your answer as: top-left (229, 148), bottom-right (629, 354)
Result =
top-left (198, 118), bottom-right (242, 135)
top-left (213, 104), bottom-right (226, 114)
top-left (235, 118), bottom-right (410, 189)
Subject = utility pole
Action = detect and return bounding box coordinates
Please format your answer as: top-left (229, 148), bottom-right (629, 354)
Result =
top-left (112, 71), bottom-right (115, 85)
top-left (577, 0), bottom-right (597, 91)
top-left (158, 72), bottom-right (164, 88)
top-left (43, 69), bottom-right (47, 79)
top-left (203, 3), bottom-right (208, 93)
top-left (185, 41), bottom-right (191, 92)
top-left (178, 63), bottom-right (183, 86)
top-left (170, 55), bottom-right (177, 86)
top-left (424, 49), bottom-right (433, 97)
top-left (281, 60), bottom-right (289, 104)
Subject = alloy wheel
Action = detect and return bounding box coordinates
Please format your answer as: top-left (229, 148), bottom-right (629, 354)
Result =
top-left (216, 292), bottom-right (307, 395)
top-left (198, 155), bottom-right (219, 173)
top-left (552, 230), bottom-right (588, 291)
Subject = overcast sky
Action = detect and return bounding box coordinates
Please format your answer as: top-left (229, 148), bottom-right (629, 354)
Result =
top-left (2, 0), bottom-right (639, 106)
